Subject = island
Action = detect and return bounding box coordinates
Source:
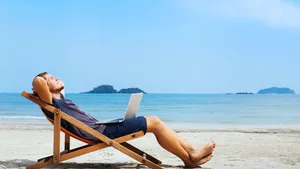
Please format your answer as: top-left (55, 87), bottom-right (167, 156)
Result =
top-left (83, 85), bottom-right (147, 94)
top-left (257, 87), bottom-right (295, 94)
top-left (235, 92), bottom-right (254, 94)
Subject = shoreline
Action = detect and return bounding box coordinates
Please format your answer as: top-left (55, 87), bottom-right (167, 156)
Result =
top-left (1, 121), bottom-right (300, 134)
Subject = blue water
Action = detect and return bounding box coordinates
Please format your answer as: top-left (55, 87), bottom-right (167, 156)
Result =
top-left (1, 93), bottom-right (300, 125)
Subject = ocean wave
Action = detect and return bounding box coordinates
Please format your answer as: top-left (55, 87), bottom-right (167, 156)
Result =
top-left (0, 116), bottom-right (45, 119)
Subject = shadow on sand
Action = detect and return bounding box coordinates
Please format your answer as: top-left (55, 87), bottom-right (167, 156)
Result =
top-left (0, 159), bottom-right (211, 169)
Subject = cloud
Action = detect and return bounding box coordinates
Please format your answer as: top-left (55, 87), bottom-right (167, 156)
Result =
top-left (180, 0), bottom-right (300, 29)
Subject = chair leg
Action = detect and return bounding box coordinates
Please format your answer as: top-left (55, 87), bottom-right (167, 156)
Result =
top-left (109, 140), bottom-right (162, 169)
top-left (65, 133), bottom-right (70, 151)
top-left (53, 110), bottom-right (61, 163)
top-left (121, 142), bottom-right (162, 164)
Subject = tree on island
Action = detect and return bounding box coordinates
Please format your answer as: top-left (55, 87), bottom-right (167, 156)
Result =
top-left (118, 88), bottom-right (147, 94)
top-left (85, 85), bottom-right (117, 93)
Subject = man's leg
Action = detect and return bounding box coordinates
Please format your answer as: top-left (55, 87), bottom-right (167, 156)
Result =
top-left (163, 124), bottom-right (216, 163)
top-left (145, 116), bottom-right (215, 167)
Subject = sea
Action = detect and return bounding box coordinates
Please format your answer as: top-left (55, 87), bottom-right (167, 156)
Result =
top-left (1, 93), bottom-right (300, 129)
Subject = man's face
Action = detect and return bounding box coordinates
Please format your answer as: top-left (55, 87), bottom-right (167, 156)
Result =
top-left (43, 74), bottom-right (64, 93)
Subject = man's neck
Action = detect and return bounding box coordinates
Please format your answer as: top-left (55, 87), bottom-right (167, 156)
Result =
top-left (52, 92), bottom-right (61, 100)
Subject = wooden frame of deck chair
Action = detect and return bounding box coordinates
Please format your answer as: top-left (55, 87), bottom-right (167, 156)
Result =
top-left (21, 91), bottom-right (162, 169)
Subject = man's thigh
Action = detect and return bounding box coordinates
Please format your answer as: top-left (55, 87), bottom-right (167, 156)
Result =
top-left (102, 116), bottom-right (147, 139)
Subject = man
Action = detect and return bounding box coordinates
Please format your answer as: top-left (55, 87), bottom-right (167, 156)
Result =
top-left (32, 72), bottom-right (216, 167)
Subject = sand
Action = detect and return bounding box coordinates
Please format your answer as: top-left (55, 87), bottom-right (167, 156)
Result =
top-left (0, 122), bottom-right (300, 169)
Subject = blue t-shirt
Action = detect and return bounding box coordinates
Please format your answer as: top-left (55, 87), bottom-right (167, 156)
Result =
top-left (43, 94), bottom-right (106, 143)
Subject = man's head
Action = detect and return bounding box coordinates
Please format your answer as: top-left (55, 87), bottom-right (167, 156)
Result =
top-left (33, 72), bottom-right (64, 93)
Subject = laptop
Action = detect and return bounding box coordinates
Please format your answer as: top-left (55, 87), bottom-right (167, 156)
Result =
top-left (95, 93), bottom-right (143, 125)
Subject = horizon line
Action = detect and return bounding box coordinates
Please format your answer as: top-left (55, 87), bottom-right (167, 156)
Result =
top-left (0, 92), bottom-right (297, 95)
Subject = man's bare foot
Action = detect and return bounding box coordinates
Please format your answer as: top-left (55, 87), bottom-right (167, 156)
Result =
top-left (198, 153), bottom-right (213, 165)
top-left (183, 140), bottom-right (216, 168)
top-left (212, 139), bottom-right (216, 148)
top-left (189, 140), bottom-right (215, 163)
top-left (183, 153), bottom-right (213, 168)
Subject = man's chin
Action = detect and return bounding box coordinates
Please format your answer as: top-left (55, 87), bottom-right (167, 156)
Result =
top-left (50, 86), bottom-right (64, 93)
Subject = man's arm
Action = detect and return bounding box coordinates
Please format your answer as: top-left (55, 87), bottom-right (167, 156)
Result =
top-left (32, 76), bottom-right (53, 104)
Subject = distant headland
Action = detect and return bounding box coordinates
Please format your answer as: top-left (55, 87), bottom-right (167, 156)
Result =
top-left (257, 87), bottom-right (295, 94)
top-left (82, 85), bottom-right (147, 94)
top-left (232, 87), bottom-right (296, 95)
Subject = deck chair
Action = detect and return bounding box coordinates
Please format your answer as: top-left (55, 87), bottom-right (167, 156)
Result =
top-left (21, 91), bottom-right (162, 169)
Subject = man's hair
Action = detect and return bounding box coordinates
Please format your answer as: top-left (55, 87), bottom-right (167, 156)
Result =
top-left (32, 72), bottom-right (48, 86)
top-left (37, 72), bottom-right (48, 79)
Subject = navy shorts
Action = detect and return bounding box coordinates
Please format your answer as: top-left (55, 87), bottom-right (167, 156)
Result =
top-left (102, 116), bottom-right (147, 139)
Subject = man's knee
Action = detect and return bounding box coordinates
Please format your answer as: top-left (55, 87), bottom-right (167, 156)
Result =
top-left (151, 116), bottom-right (162, 126)
top-left (146, 116), bottom-right (163, 132)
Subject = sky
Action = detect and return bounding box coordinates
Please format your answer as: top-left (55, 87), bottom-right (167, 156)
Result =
top-left (1, 0), bottom-right (300, 94)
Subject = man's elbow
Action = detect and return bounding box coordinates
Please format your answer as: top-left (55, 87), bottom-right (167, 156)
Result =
top-left (33, 77), bottom-right (46, 92)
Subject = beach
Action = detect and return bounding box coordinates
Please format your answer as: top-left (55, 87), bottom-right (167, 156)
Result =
top-left (1, 122), bottom-right (300, 169)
